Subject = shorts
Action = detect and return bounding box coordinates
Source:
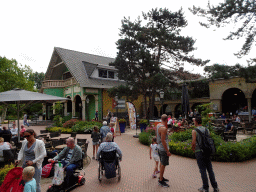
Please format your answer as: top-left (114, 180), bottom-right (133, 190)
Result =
top-left (158, 150), bottom-right (169, 166)
top-left (153, 155), bottom-right (160, 162)
top-left (92, 141), bottom-right (99, 145)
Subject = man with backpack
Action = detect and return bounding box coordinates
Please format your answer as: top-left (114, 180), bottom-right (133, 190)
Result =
top-left (192, 116), bottom-right (219, 192)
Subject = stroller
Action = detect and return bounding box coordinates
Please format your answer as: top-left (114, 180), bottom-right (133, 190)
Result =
top-left (0, 167), bottom-right (25, 192)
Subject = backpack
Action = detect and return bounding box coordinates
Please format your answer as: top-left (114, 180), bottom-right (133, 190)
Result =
top-left (42, 162), bottom-right (54, 178)
top-left (195, 128), bottom-right (216, 157)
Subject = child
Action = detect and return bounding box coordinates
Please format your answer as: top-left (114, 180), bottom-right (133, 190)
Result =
top-left (23, 166), bottom-right (36, 192)
top-left (109, 122), bottom-right (116, 142)
top-left (91, 126), bottom-right (100, 159)
top-left (149, 137), bottom-right (160, 178)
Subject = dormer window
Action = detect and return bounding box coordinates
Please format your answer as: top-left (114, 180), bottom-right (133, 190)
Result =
top-left (99, 69), bottom-right (115, 79)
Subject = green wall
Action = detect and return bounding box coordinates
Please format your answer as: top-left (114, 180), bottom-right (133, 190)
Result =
top-left (44, 88), bottom-right (64, 97)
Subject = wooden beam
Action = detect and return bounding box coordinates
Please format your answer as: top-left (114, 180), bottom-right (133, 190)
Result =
top-left (52, 61), bottom-right (64, 68)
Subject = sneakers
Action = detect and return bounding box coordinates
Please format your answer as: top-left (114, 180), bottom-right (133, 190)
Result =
top-left (198, 187), bottom-right (209, 192)
top-left (158, 180), bottom-right (169, 188)
top-left (152, 174), bottom-right (157, 178)
top-left (214, 188), bottom-right (220, 192)
top-left (159, 177), bottom-right (169, 182)
top-left (155, 171), bottom-right (160, 174)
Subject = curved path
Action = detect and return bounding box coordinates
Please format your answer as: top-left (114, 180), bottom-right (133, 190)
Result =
top-left (28, 126), bottom-right (255, 192)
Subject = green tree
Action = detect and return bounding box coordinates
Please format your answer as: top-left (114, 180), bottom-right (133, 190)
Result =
top-left (190, 0), bottom-right (256, 57)
top-left (111, 8), bottom-right (208, 119)
top-left (0, 56), bottom-right (35, 120)
top-left (29, 72), bottom-right (45, 90)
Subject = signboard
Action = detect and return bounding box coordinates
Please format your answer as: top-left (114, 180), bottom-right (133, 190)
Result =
top-left (126, 102), bottom-right (137, 130)
top-left (110, 117), bottom-right (121, 136)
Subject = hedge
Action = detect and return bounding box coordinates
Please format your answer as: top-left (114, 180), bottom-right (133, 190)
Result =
top-left (139, 128), bottom-right (256, 162)
top-left (0, 164), bottom-right (15, 185)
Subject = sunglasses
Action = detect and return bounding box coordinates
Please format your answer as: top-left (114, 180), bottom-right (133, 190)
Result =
top-left (23, 135), bottom-right (31, 138)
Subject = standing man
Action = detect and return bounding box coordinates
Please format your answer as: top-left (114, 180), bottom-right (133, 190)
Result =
top-left (157, 114), bottom-right (171, 188)
top-left (100, 121), bottom-right (111, 142)
top-left (23, 113), bottom-right (30, 127)
top-left (95, 110), bottom-right (99, 121)
top-left (192, 116), bottom-right (219, 192)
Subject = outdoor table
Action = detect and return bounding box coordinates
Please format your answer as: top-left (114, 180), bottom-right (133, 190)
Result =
top-left (55, 144), bottom-right (67, 150)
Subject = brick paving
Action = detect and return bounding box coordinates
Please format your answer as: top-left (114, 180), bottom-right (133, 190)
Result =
top-left (9, 123), bottom-right (256, 192)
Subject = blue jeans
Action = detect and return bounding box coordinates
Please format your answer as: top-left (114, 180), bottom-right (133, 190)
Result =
top-left (24, 120), bottom-right (29, 127)
top-left (195, 151), bottom-right (218, 190)
top-left (61, 160), bottom-right (78, 186)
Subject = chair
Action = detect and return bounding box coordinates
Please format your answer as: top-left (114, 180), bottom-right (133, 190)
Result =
top-left (3, 149), bottom-right (15, 165)
top-left (40, 130), bottom-right (48, 134)
top-left (15, 142), bottom-right (22, 151)
top-left (2, 134), bottom-right (12, 143)
top-left (224, 128), bottom-right (237, 141)
top-left (244, 122), bottom-right (254, 134)
top-left (71, 132), bottom-right (77, 140)
top-left (82, 143), bottom-right (89, 158)
top-left (50, 132), bottom-right (59, 138)
top-left (77, 139), bottom-right (87, 147)
top-left (51, 139), bottom-right (64, 149)
top-left (60, 137), bottom-right (69, 143)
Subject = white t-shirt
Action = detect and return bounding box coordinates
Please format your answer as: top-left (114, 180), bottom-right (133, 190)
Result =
top-left (167, 119), bottom-right (173, 125)
top-left (10, 128), bottom-right (18, 136)
top-left (150, 144), bottom-right (159, 157)
top-left (0, 142), bottom-right (11, 161)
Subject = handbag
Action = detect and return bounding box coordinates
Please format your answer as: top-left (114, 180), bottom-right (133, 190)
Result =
top-left (52, 162), bottom-right (64, 185)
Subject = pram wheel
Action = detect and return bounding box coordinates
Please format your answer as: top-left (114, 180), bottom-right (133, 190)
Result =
top-left (80, 178), bottom-right (86, 185)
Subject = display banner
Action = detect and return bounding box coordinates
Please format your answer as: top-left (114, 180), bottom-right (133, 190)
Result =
top-left (110, 116), bottom-right (121, 136)
top-left (126, 102), bottom-right (137, 130)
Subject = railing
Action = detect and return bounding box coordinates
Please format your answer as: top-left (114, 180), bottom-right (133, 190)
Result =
top-left (42, 78), bottom-right (77, 88)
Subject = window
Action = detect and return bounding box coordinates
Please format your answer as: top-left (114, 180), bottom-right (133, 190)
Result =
top-left (98, 69), bottom-right (115, 79)
top-left (99, 69), bottom-right (107, 78)
top-left (108, 71), bottom-right (114, 79)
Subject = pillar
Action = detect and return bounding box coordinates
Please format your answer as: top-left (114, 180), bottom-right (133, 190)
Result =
top-left (82, 99), bottom-right (86, 121)
top-left (64, 102), bottom-right (67, 116)
top-left (53, 103), bottom-right (55, 115)
top-left (72, 101), bottom-right (75, 117)
top-left (247, 98), bottom-right (252, 122)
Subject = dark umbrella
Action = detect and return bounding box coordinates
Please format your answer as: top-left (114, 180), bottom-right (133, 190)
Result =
top-left (0, 88), bottom-right (68, 142)
top-left (182, 83), bottom-right (190, 119)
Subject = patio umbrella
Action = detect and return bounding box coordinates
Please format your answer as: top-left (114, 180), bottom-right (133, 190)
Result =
top-left (0, 88), bottom-right (68, 142)
top-left (182, 83), bottom-right (190, 119)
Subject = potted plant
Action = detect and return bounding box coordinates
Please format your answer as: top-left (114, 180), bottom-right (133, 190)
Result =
top-left (139, 119), bottom-right (148, 132)
top-left (119, 118), bottom-right (126, 133)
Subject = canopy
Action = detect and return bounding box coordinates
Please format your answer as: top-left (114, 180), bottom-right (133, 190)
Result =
top-left (0, 88), bottom-right (68, 141)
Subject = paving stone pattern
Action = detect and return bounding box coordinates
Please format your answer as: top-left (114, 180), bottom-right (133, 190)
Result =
top-left (28, 125), bottom-right (256, 192)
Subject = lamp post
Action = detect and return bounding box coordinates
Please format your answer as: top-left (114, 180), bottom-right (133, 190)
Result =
top-left (115, 95), bottom-right (119, 119)
top-left (160, 91), bottom-right (164, 116)
top-left (86, 97), bottom-right (89, 121)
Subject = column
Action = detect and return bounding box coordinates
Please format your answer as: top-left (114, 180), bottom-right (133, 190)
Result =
top-left (64, 102), bottom-right (67, 116)
top-left (72, 101), bottom-right (75, 117)
top-left (247, 98), bottom-right (252, 122)
top-left (82, 99), bottom-right (86, 121)
top-left (53, 103), bottom-right (55, 115)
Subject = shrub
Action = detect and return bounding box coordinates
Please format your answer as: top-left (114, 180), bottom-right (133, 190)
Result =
top-left (139, 119), bottom-right (148, 125)
top-left (145, 126), bottom-right (156, 136)
top-left (63, 119), bottom-right (79, 128)
top-left (46, 127), bottom-right (72, 133)
top-left (71, 121), bottom-right (103, 133)
top-left (169, 139), bottom-right (195, 158)
top-left (119, 118), bottom-right (126, 123)
top-left (53, 115), bottom-right (62, 127)
top-left (62, 113), bottom-right (73, 123)
top-left (170, 128), bottom-right (193, 142)
top-left (138, 132), bottom-right (152, 146)
top-left (0, 164), bottom-right (15, 185)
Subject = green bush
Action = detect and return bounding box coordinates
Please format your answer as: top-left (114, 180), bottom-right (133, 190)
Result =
top-left (0, 164), bottom-right (15, 185)
top-left (53, 115), bottom-right (62, 127)
top-left (71, 121), bottom-right (103, 133)
top-left (62, 113), bottom-right (73, 123)
top-left (170, 128), bottom-right (193, 142)
top-left (169, 139), bottom-right (194, 158)
top-left (63, 119), bottom-right (79, 128)
top-left (46, 127), bottom-right (72, 133)
top-left (139, 119), bottom-right (148, 125)
top-left (138, 132), bottom-right (152, 146)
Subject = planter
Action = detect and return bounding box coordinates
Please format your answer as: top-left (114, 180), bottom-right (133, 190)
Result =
top-left (140, 124), bottom-right (147, 132)
top-left (119, 122), bottom-right (126, 133)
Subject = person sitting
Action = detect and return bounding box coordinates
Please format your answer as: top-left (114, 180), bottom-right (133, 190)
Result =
top-left (223, 119), bottom-right (234, 132)
top-left (20, 125), bottom-right (26, 139)
top-left (48, 137), bottom-right (82, 187)
top-left (10, 124), bottom-right (18, 145)
top-left (235, 115), bottom-right (241, 123)
top-left (96, 133), bottom-right (122, 162)
top-left (220, 113), bottom-right (226, 119)
top-left (0, 137), bottom-right (12, 163)
top-left (0, 126), bottom-right (11, 137)
top-left (100, 121), bottom-right (111, 142)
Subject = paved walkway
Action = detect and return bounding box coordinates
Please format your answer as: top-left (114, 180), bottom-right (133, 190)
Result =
top-left (10, 124), bottom-right (256, 192)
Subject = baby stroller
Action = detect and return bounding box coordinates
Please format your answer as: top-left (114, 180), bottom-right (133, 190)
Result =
top-left (0, 166), bottom-right (25, 192)
top-left (98, 150), bottom-right (121, 182)
top-left (47, 159), bottom-right (85, 192)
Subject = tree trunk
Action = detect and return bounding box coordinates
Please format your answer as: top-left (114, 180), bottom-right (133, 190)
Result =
top-left (143, 94), bottom-right (147, 119)
top-left (1, 107), bottom-right (7, 122)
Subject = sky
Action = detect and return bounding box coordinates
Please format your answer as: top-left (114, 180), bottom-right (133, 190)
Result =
top-left (0, 0), bottom-right (255, 76)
